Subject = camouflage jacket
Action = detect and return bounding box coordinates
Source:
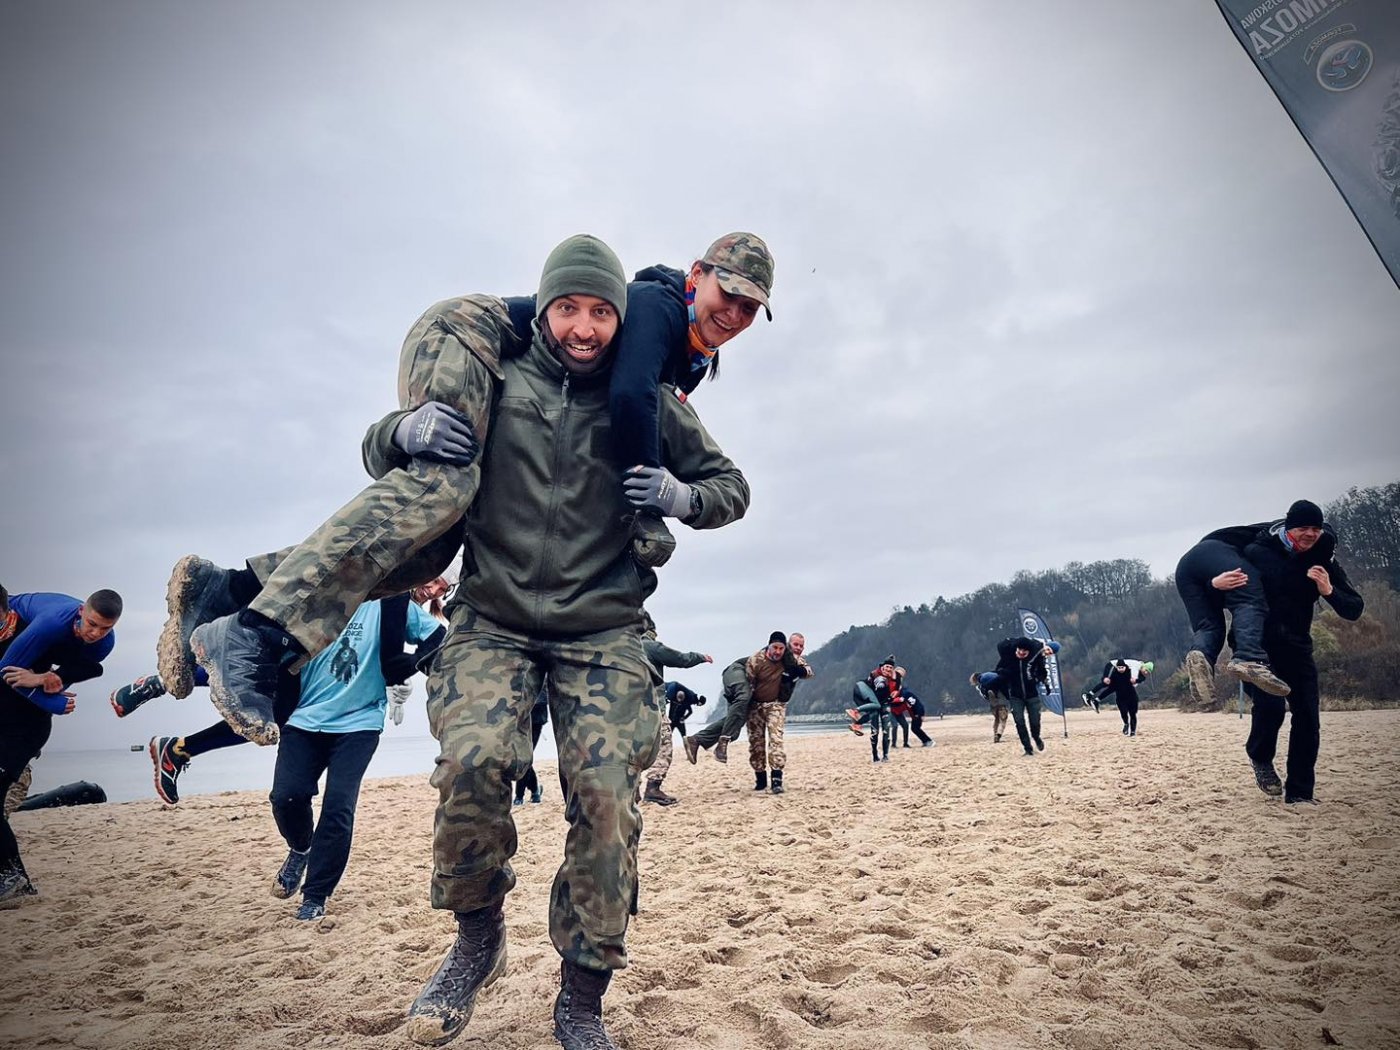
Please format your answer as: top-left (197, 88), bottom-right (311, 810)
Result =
top-left (363, 325), bottom-right (749, 637)
top-left (744, 649), bottom-right (787, 704)
top-left (642, 638), bottom-right (709, 674)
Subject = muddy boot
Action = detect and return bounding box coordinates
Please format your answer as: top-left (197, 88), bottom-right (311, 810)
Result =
top-left (630, 511), bottom-right (676, 569)
top-left (552, 959), bottom-right (617, 1050)
top-left (191, 611), bottom-right (305, 747)
top-left (683, 736), bottom-right (700, 765)
top-left (642, 779), bottom-right (678, 806)
top-left (1226, 658), bottom-right (1291, 697)
top-left (713, 736), bottom-right (730, 764)
top-left (406, 905), bottom-right (508, 1046)
top-left (1183, 650), bottom-right (1215, 707)
top-left (158, 555), bottom-right (244, 699)
top-left (753, 770), bottom-right (767, 791)
top-left (769, 770), bottom-right (784, 795)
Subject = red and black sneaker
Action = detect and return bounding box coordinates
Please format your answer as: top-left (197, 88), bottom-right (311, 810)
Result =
top-left (110, 674), bottom-right (168, 718)
top-left (149, 736), bottom-right (188, 804)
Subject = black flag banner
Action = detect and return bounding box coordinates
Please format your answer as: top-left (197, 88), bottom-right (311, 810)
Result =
top-left (1215, 0), bottom-right (1400, 286)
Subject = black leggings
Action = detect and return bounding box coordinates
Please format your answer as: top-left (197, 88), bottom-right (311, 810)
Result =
top-left (0, 689), bottom-right (54, 873)
top-left (1116, 692), bottom-right (1139, 732)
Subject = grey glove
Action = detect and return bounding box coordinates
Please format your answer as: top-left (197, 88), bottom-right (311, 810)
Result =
top-left (623, 466), bottom-right (694, 518)
top-left (393, 402), bottom-right (479, 465)
top-left (387, 683), bottom-right (412, 726)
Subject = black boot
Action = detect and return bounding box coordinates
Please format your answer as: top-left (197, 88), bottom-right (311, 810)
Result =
top-left (553, 959), bottom-right (617, 1050)
top-left (191, 610), bottom-right (305, 747)
top-left (406, 905), bottom-right (507, 1046)
top-left (754, 770), bottom-right (767, 791)
top-left (769, 769), bottom-right (784, 795)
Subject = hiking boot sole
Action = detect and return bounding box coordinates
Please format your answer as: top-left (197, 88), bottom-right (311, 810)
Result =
top-left (405, 938), bottom-right (507, 1046)
top-left (1184, 650), bottom-right (1215, 707)
top-left (192, 622), bottom-right (280, 747)
top-left (158, 556), bottom-right (221, 700)
top-left (1227, 660), bottom-right (1291, 697)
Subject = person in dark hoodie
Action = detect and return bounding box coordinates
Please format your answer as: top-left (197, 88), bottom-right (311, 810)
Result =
top-left (994, 637), bottom-right (1059, 757)
top-left (1097, 658), bottom-right (1148, 736)
top-left (1176, 517), bottom-right (1295, 706)
top-left (151, 233), bottom-right (774, 752)
top-left (1237, 500), bottom-right (1364, 804)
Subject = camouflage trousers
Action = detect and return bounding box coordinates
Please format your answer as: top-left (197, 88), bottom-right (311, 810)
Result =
top-left (991, 702), bottom-right (1009, 739)
top-left (244, 298), bottom-right (504, 655)
top-left (3, 764), bottom-right (32, 819)
top-left (746, 701), bottom-right (787, 772)
top-left (648, 720), bottom-right (674, 784)
top-left (689, 662), bottom-right (752, 750)
top-left (426, 610), bottom-right (662, 972)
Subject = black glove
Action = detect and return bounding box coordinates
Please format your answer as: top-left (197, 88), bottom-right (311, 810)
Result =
top-left (393, 402), bottom-right (479, 465)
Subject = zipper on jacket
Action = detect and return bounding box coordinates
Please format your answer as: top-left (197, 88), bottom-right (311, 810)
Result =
top-left (531, 372), bottom-right (571, 631)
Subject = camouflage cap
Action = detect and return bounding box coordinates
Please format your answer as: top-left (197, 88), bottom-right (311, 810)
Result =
top-left (700, 232), bottom-right (774, 320)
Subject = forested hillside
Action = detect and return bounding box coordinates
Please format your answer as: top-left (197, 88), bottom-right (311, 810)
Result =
top-left (793, 482), bottom-right (1400, 716)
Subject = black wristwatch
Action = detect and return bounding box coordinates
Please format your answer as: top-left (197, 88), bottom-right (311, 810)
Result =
top-left (686, 488), bottom-right (703, 521)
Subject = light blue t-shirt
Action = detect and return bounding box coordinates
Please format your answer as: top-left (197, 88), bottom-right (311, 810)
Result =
top-left (288, 599), bottom-right (440, 734)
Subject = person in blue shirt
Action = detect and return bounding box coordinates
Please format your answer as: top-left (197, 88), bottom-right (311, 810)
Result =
top-left (268, 594), bottom-right (443, 921)
top-left (0, 586), bottom-right (122, 905)
top-left (109, 577), bottom-right (452, 806)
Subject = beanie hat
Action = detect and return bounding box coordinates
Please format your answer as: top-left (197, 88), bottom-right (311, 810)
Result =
top-left (769, 631), bottom-right (787, 646)
top-left (1142, 661), bottom-right (1155, 672)
top-left (1284, 499), bottom-right (1324, 530)
top-left (536, 234), bottom-right (627, 323)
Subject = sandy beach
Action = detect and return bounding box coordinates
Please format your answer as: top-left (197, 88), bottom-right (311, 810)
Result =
top-left (2, 707), bottom-right (1398, 1050)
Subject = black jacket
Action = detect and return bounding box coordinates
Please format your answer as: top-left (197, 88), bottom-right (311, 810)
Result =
top-left (378, 593), bottom-right (447, 685)
top-left (995, 637), bottom-right (1048, 701)
top-left (1242, 523), bottom-right (1364, 653)
top-left (1102, 662), bottom-right (1137, 698)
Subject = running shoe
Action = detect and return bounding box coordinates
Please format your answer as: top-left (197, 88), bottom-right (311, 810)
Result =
top-left (110, 674), bottom-right (168, 718)
top-left (272, 849), bottom-right (310, 899)
top-left (1249, 757), bottom-right (1284, 797)
top-left (149, 736), bottom-right (188, 804)
top-left (296, 899), bottom-right (326, 921)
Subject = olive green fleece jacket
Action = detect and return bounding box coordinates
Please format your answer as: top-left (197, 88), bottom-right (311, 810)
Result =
top-left (361, 328), bottom-right (749, 638)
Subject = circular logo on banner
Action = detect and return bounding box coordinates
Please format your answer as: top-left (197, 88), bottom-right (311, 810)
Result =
top-left (1022, 616), bottom-right (1038, 635)
top-left (1317, 40), bottom-right (1372, 92)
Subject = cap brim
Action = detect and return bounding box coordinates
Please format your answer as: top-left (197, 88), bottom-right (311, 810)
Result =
top-left (715, 269), bottom-right (773, 320)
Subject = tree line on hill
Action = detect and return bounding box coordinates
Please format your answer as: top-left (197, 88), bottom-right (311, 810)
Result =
top-left (792, 482), bottom-right (1400, 717)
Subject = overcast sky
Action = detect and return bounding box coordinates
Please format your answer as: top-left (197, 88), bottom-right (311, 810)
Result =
top-left (4, 1), bottom-right (1398, 750)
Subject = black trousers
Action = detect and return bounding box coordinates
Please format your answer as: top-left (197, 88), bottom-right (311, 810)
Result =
top-left (692, 663), bottom-right (751, 749)
top-left (909, 714), bottom-right (932, 744)
top-left (1008, 697), bottom-right (1042, 753)
top-left (1114, 689), bottom-right (1139, 731)
top-left (514, 719), bottom-right (546, 801)
top-left (890, 711), bottom-right (910, 746)
top-left (0, 688), bottom-right (53, 871)
top-left (269, 726), bottom-right (380, 903)
top-left (1175, 540), bottom-right (1269, 664)
top-left (1245, 645), bottom-right (1320, 800)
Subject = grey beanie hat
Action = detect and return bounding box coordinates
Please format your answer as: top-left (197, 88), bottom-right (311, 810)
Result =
top-left (536, 234), bottom-right (627, 323)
